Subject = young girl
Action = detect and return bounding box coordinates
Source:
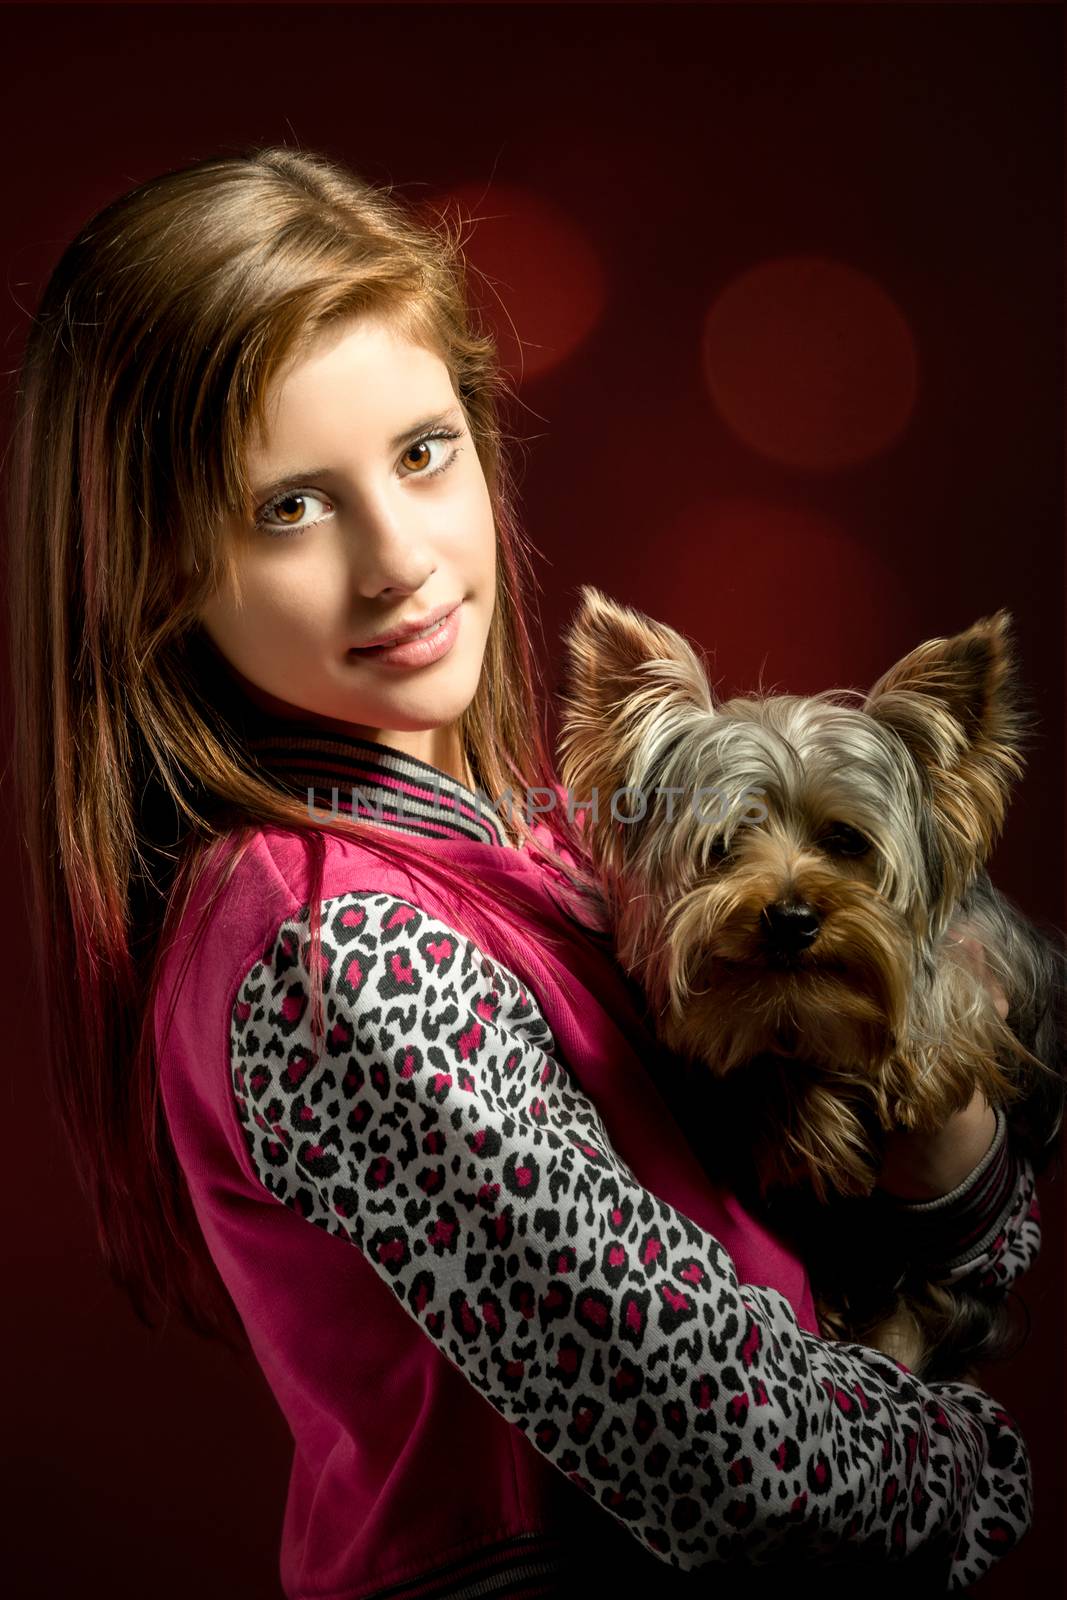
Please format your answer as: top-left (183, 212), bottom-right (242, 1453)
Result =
top-left (6, 145), bottom-right (1041, 1599)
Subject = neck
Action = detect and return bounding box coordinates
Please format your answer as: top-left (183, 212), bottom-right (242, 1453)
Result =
top-left (230, 700), bottom-right (511, 850)
top-left (216, 667), bottom-right (474, 789)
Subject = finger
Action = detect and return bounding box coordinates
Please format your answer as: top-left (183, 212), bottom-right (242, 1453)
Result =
top-left (949, 931), bottom-right (1009, 1019)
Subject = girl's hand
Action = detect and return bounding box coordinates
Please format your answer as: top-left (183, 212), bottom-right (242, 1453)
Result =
top-left (877, 921), bottom-right (1007, 1200)
top-left (947, 924), bottom-right (1010, 1021)
top-left (878, 1088), bottom-right (998, 1200)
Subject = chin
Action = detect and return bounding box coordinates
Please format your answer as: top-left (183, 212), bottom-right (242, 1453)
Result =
top-left (350, 680), bottom-right (483, 737)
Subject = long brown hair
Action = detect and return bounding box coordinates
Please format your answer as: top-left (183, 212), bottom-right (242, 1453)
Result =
top-left (3, 145), bottom-right (600, 1351)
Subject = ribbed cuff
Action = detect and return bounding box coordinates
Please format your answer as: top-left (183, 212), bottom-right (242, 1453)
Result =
top-left (879, 1105), bottom-right (1016, 1276)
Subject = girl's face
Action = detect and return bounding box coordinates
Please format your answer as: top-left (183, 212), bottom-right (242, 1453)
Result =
top-left (196, 314), bottom-right (497, 773)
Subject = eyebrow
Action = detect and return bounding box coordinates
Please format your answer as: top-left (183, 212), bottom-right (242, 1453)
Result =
top-left (249, 406), bottom-right (466, 505)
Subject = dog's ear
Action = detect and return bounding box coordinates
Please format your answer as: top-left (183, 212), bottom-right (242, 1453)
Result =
top-left (557, 587), bottom-right (713, 870)
top-left (864, 610), bottom-right (1032, 887)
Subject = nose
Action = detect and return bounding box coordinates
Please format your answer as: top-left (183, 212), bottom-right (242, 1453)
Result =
top-left (761, 900), bottom-right (821, 958)
top-left (347, 496), bottom-right (437, 599)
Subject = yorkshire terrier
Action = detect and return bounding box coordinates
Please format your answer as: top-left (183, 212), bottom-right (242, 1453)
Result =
top-left (557, 586), bottom-right (1065, 1382)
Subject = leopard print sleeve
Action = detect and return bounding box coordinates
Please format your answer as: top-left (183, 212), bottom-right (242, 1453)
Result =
top-left (230, 891), bottom-right (1033, 1587)
top-left (879, 1107), bottom-right (1042, 1292)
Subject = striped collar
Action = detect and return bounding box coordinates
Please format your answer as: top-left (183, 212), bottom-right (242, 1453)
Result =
top-left (242, 716), bottom-right (510, 849)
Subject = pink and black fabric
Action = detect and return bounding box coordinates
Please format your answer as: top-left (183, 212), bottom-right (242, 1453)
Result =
top-left (155, 713), bottom-right (1039, 1599)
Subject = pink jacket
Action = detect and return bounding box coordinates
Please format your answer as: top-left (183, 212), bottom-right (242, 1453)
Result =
top-left (154, 717), bottom-right (1038, 1598)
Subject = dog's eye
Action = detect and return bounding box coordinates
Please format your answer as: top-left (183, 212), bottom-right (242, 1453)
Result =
top-left (709, 834), bottom-right (730, 861)
top-left (818, 823), bottom-right (871, 857)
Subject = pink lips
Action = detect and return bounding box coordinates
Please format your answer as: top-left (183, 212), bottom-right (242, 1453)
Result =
top-left (348, 603), bottom-right (462, 668)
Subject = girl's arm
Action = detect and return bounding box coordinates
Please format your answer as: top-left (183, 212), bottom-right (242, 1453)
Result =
top-left (230, 890), bottom-right (1032, 1587)
top-left (874, 928), bottom-right (1041, 1293)
top-left (875, 1104), bottom-right (1040, 1293)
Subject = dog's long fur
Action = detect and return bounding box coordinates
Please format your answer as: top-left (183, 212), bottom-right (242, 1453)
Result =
top-left (557, 587), bottom-right (1065, 1382)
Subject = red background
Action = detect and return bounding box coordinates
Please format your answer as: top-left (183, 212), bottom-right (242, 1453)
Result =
top-left (0, 3), bottom-right (1062, 1594)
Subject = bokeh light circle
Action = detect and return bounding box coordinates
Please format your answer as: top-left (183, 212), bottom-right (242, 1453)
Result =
top-left (631, 497), bottom-right (906, 695)
top-left (702, 257), bottom-right (919, 469)
top-left (421, 182), bottom-right (606, 382)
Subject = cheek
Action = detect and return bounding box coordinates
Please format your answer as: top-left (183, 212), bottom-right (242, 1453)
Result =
top-left (198, 566), bottom-right (322, 672)
top-left (245, 555), bottom-right (347, 630)
top-left (456, 473), bottom-right (497, 565)
top-left (479, 505), bottom-right (499, 590)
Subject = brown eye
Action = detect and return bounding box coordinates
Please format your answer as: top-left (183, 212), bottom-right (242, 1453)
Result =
top-left (273, 495), bottom-right (307, 524)
top-left (402, 441), bottom-right (433, 473)
top-left (819, 823), bottom-right (871, 857)
top-left (255, 489), bottom-right (333, 539)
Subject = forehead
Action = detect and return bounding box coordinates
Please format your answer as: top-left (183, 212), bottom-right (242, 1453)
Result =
top-left (668, 695), bottom-right (920, 819)
top-left (248, 314), bottom-right (454, 466)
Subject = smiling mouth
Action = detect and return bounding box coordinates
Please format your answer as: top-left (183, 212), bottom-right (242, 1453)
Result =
top-left (345, 601), bottom-right (464, 667)
top-left (349, 602), bottom-right (462, 653)
top-left (351, 617), bottom-right (446, 652)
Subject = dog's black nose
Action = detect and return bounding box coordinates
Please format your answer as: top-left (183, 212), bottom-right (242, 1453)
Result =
top-left (761, 900), bottom-right (821, 955)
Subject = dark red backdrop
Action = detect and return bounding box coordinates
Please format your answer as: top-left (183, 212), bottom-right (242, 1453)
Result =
top-left (1, 3), bottom-right (1062, 1595)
